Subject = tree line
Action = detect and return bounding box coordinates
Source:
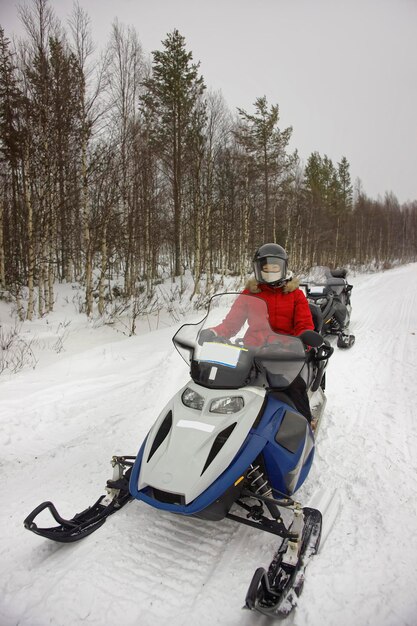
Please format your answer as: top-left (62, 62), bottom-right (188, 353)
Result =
top-left (1, 0), bottom-right (416, 319)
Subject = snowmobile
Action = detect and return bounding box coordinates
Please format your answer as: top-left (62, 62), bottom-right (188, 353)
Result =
top-left (301, 266), bottom-right (355, 349)
top-left (24, 293), bottom-right (333, 618)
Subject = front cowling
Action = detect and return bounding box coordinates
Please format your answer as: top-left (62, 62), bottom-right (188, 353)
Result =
top-left (129, 382), bottom-right (266, 512)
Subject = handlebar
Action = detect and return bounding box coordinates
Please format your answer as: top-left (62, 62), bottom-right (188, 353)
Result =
top-left (314, 344), bottom-right (334, 361)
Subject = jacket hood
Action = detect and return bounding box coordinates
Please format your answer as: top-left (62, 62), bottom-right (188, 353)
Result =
top-left (246, 275), bottom-right (300, 294)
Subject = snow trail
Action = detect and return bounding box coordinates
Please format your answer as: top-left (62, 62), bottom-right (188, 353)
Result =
top-left (1, 264), bottom-right (417, 626)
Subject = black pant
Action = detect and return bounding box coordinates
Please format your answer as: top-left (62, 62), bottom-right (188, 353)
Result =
top-left (333, 300), bottom-right (348, 328)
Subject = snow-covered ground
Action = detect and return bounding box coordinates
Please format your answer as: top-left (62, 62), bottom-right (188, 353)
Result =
top-left (1, 264), bottom-right (417, 626)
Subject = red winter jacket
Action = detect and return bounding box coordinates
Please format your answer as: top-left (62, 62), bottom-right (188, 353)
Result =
top-left (213, 277), bottom-right (314, 346)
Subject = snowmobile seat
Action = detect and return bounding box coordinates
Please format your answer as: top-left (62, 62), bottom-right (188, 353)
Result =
top-left (309, 302), bottom-right (323, 334)
top-left (330, 268), bottom-right (347, 279)
top-left (326, 277), bottom-right (346, 296)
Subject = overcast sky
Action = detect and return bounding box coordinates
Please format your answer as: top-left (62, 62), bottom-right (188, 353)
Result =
top-left (2, 0), bottom-right (417, 204)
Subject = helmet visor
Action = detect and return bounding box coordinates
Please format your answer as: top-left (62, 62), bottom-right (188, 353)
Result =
top-left (258, 256), bottom-right (286, 284)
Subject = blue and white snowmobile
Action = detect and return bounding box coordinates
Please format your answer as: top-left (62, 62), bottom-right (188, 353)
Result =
top-left (24, 293), bottom-right (333, 618)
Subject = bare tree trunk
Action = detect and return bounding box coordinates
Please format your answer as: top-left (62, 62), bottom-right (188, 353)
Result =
top-left (173, 155), bottom-right (182, 277)
top-left (145, 187), bottom-right (152, 295)
top-left (295, 214), bottom-right (303, 269)
top-left (0, 196), bottom-right (5, 288)
top-left (333, 217), bottom-right (340, 268)
top-left (38, 244), bottom-right (46, 317)
top-left (190, 153), bottom-right (203, 299)
top-left (263, 144), bottom-right (269, 241)
top-left (47, 202), bottom-right (56, 312)
top-left (240, 181), bottom-right (250, 280)
top-left (98, 221), bottom-right (107, 315)
top-left (23, 155), bottom-right (35, 320)
top-left (82, 133), bottom-right (93, 316)
top-left (47, 243), bottom-right (54, 312)
top-left (15, 286), bottom-right (24, 321)
top-left (272, 200), bottom-right (277, 243)
top-left (240, 212), bottom-right (250, 280)
top-left (190, 213), bottom-right (201, 298)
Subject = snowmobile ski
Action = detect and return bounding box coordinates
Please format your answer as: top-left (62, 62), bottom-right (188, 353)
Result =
top-left (245, 506), bottom-right (322, 617)
top-left (23, 456), bottom-right (134, 543)
top-left (337, 332), bottom-right (355, 349)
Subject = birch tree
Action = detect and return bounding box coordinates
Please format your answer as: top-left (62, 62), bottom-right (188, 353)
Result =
top-left (106, 21), bottom-right (145, 297)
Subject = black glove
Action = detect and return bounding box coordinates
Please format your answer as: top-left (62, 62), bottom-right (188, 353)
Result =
top-left (198, 328), bottom-right (217, 345)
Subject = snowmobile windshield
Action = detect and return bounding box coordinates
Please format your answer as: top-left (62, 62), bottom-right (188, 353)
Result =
top-left (303, 266), bottom-right (347, 296)
top-left (173, 293), bottom-right (307, 390)
top-left (304, 266), bottom-right (334, 285)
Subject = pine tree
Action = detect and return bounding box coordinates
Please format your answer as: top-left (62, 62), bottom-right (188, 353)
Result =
top-left (235, 96), bottom-right (294, 241)
top-left (141, 29), bottom-right (206, 277)
top-left (337, 156), bottom-right (353, 212)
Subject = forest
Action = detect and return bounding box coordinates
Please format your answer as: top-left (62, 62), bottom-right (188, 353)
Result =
top-left (1, 0), bottom-right (416, 320)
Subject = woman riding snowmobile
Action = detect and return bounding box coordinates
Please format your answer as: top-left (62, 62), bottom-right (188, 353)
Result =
top-left (199, 243), bottom-right (316, 422)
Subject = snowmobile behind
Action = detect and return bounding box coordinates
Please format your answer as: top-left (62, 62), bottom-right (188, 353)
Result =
top-left (301, 266), bottom-right (355, 349)
top-left (24, 293), bottom-right (333, 618)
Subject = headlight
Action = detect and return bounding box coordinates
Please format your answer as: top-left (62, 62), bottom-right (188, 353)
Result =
top-left (210, 396), bottom-right (244, 414)
top-left (182, 388), bottom-right (205, 410)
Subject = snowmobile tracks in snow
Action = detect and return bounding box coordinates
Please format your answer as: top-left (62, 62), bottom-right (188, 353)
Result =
top-left (306, 488), bottom-right (342, 548)
top-left (116, 509), bottom-right (242, 620)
